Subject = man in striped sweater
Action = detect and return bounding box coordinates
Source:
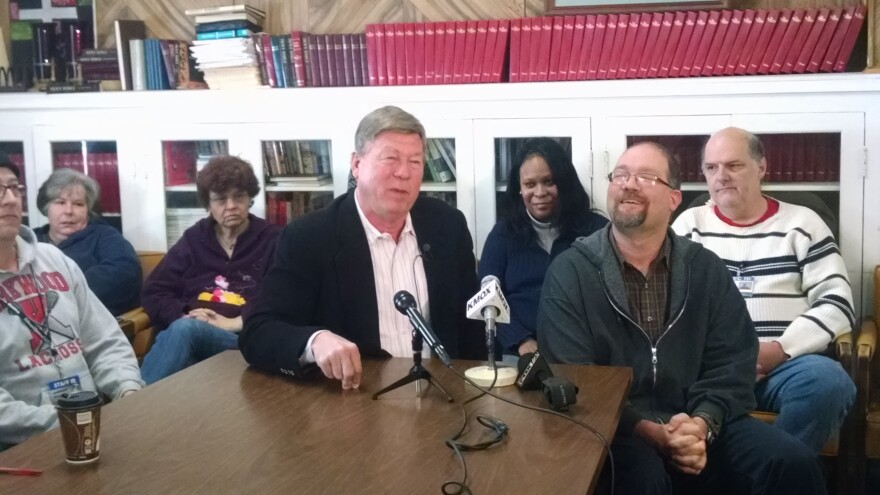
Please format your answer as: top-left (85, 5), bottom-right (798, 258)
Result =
top-left (672, 127), bottom-right (856, 453)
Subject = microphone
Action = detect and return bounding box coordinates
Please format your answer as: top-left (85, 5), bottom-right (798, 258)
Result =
top-left (517, 351), bottom-right (579, 412)
top-left (420, 243), bottom-right (432, 260)
top-left (393, 290), bottom-right (452, 366)
top-left (463, 275), bottom-right (517, 387)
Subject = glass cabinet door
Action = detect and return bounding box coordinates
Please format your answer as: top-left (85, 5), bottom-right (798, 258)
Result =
top-left (601, 115), bottom-right (731, 219)
top-left (420, 119), bottom-right (475, 244)
top-left (32, 126), bottom-right (136, 239)
top-left (473, 118), bottom-right (591, 257)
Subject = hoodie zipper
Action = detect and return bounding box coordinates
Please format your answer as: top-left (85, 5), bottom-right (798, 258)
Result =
top-left (599, 268), bottom-right (689, 388)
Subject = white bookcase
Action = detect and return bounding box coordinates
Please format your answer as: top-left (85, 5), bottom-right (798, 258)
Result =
top-left (1, 73), bottom-right (877, 313)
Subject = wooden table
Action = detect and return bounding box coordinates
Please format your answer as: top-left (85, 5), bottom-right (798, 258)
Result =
top-left (0, 352), bottom-right (631, 494)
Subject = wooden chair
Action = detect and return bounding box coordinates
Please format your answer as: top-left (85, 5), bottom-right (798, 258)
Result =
top-left (117, 251), bottom-right (164, 362)
top-left (853, 266), bottom-right (880, 494)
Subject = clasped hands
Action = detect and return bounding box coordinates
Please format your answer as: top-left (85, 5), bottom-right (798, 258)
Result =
top-left (639, 413), bottom-right (709, 475)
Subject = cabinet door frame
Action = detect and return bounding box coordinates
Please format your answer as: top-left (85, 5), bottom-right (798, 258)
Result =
top-left (472, 118), bottom-right (592, 258)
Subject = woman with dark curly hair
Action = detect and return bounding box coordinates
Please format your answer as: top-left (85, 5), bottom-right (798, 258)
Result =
top-left (478, 138), bottom-right (607, 357)
top-left (140, 156), bottom-right (281, 384)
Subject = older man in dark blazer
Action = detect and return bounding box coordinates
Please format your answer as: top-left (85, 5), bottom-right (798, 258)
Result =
top-left (240, 106), bottom-right (483, 388)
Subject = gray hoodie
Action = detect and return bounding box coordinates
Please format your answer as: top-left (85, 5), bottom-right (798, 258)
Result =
top-left (0, 226), bottom-right (143, 449)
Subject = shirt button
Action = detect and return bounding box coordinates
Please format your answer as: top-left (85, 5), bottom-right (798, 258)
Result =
top-left (647, 316), bottom-right (654, 322)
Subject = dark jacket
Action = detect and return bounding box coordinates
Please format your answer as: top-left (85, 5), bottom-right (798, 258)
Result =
top-left (478, 212), bottom-right (608, 353)
top-left (239, 192), bottom-right (484, 375)
top-left (34, 220), bottom-right (140, 316)
top-left (141, 214), bottom-right (281, 330)
top-left (538, 225), bottom-right (758, 435)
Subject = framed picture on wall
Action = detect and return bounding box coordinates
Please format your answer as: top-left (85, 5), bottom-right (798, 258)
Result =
top-left (545, 0), bottom-right (727, 14)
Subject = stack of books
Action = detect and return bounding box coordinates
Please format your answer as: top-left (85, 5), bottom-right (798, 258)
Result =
top-left (507, 4), bottom-right (866, 82)
top-left (79, 48), bottom-right (120, 89)
top-left (263, 140), bottom-right (332, 185)
top-left (365, 20), bottom-right (511, 86)
top-left (185, 5), bottom-right (266, 89)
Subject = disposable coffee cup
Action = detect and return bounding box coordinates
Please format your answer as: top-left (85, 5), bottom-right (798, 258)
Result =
top-left (55, 391), bottom-right (103, 464)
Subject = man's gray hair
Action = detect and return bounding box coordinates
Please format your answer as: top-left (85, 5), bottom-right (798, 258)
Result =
top-left (354, 106), bottom-right (426, 155)
top-left (37, 168), bottom-right (100, 216)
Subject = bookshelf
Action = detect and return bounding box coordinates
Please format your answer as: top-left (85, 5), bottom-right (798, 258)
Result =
top-left (1, 72), bottom-right (877, 314)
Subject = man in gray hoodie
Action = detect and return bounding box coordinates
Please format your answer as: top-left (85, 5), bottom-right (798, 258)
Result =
top-left (0, 156), bottom-right (142, 451)
top-left (538, 142), bottom-right (824, 495)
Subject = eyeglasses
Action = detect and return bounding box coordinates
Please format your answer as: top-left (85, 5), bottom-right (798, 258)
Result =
top-left (607, 172), bottom-right (675, 189)
top-left (209, 192), bottom-right (250, 206)
top-left (0, 183), bottom-right (24, 199)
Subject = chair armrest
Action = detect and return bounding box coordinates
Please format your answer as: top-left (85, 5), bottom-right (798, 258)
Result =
top-left (835, 332), bottom-right (853, 374)
top-left (858, 320), bottom-right (876, 363)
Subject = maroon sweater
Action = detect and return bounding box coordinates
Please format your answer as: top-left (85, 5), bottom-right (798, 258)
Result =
top-left (141, 215), bottom-right (281, 331)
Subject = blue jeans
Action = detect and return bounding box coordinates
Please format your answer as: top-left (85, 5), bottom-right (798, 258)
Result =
top-left (754, 353), bottom-right (855, 452)
top-left (140, 318), bottom-right (239, 385)
top-left (596, 415), bottom-right (825, 495)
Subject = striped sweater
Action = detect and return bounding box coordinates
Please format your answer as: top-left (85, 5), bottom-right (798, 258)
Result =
top-left (672, 200), bottom-right (854, 359)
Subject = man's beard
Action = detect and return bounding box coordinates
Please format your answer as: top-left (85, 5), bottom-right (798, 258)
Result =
top-left (611, 202), bottom-right (647, 229)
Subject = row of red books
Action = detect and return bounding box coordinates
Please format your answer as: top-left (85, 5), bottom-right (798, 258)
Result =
top-left (510, 5), bottom-right (865, 82)
top-left (365, 20), bottom-right (510, 86)
top-left (637, 133), bottom-right (841, 183)
top-left (53, 153), bottom-right (121, 214)
top-left (266, 192), bottom-right (333, 226)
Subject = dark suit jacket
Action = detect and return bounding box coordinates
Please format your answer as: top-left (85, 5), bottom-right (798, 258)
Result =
top-left (239, 192), bottom-right (484, 375)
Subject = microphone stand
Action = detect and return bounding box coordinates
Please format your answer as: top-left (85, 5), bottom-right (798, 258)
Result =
top-left (373, 328), bottom-right (454, 402)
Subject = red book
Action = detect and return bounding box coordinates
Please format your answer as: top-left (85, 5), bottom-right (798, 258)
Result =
top-left (627, 13), bottom-right (653, 79)
top-left (435, 21), bottom-right (449, 84)
top-left (770, 8), bottom-right (804, 74)
top-left (442, 22), bottom-right (457, 84)
top-left (471, 20), bottom-right (488, 83)
top-left (557, 15), bottom-right (576, 81)
top-left (567, 15), bottom-right (587, 80)
top-left (290, 31), bottom-right (307, 87)
top-left (758, 9), bottom-right (792, 75)
top-left (781, 9), bottom-right (815, 74)
top-left (520, 18), bottom-right (534, 82)
top-left (481, 20), bottom-right (498, 83)
top-left (460, 20), bottom-right (477, 83)
top-left (371, 24), bottom-right (386, 86)
top-left (535, 17), bottom-right (553, 81)
top-left (658, 11), bottom-right (688, 78)
top-left (708, 10), bottom-right (738, 76)
top-left (616, 13), bottom-right (641, 79)
top-left (832, 4), bottom-right (866, 72)
top-left (260, 34), bottom-right (277, 87)
top-left (451, 21), bottom-right (467, 84)
top-left (414, 23), bottom-right (425, 85)
top-left (605, 14), bottom-right (628, 79)
top-left (490, 20), bottom-right (509, 82)
top-left (807, 8), bottom-right (842, 73)
top-left (689, 10), bottom-right (719, 77)
top-left (394, 23), bottom-right (407, 85)
top-left (595, 14), bottom-right (617, 79)
top-left (745, 9), bottom-right (779, 75)
top-left (548, 16), bottom-right (565, 81)
top-left (678, 11), bottom-right (708, 77)
top-left (586, 14), bottom-right (607, 80)
top-left (404, 23), bottom-right (416, 85)
top-left (638, 13), bottom-right (664, 78)
top-left (724, 10), bottom-right (755, 75)
top-left (794, 8), bottom-right (828, 73)
top-left (383, 24), bottom-right (397, 85)
top-left (424, 22), bottom-right (437, 84)
top-left (821, 8), bottom-right (855, 72)
top-left (508, 18), bottom-right (522, 82)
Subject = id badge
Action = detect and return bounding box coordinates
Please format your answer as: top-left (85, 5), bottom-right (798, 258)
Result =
top-left (733, 276), bottom-right (755, 297)
top-left (46, 375), bottom-right (82, 404)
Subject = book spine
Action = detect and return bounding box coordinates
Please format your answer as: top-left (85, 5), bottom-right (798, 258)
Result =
top-left (404, 23), bottom-right (416, 85)
top-left (725, 10), bottom-right (755, 75)
top-left (615, 13), bottom-right (640, 79)
top-left (647, 12), bottom-right (674, 78)
top-left (758, 9), bottom-right (791, 75)
top-left (703, 10), bottom-right (734, 76)
top-left (470, 20), bottom-right (487, 83)
top-left (586, 14), bottom-right (606, 80)
top-left (491, 21), bottom-right (509, 82)
top-left (794, 9), bottom-right (827, 74)
top-left (770, 9), bottom-right (804, 74)
top-left (395, 23), bottom-right (407, 85)
top-left (690, 10), bottom-right (719, 77)
top-left (782, 9), bottom-right (814, 74)
top-left (414, 23), bottom-right (425, 85)
top-left (508, 19), bottom-right (521, 82)
top-left (567, 15), bottom-right (586, 81)
top-left (557, 16), bottom-right (575, 81)
top-left (548, 16), bottom-right (565, 81)
top-left (195, 28), bottom-right (252, 40)
top-left (384, 24), bottom-right (397, 86)
top-left (832, 4), bottom-right (866, 72)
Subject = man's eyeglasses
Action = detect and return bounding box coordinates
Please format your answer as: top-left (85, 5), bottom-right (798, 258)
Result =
top-left (0, 183), bottom-right (25, 198)
top-left (606, 172), bottom-right (675, 189)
